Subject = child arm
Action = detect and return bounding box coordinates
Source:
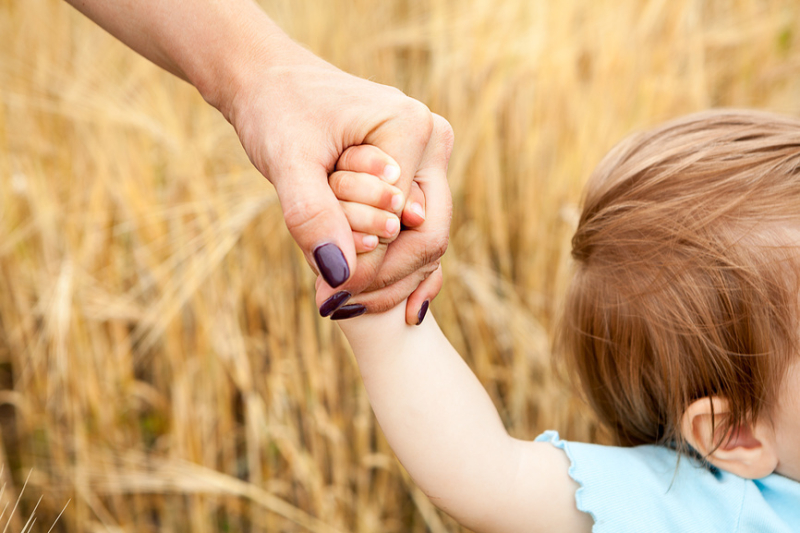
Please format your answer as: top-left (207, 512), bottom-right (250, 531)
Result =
top-left (337, 307), bottom-right (593, 533)
top-left (327, 145), bottom-right (591, 530)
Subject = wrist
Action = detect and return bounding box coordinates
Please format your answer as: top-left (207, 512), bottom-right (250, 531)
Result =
top-left (188, 9), bottom-right (287, 120)
top-left (337, 304), bottom-right (412, 356)
top-left (187, 3), bottom-right (328, 125)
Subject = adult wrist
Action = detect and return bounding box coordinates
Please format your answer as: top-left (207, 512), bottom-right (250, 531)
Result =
top-left (188, 10), bottom-right (297, 123)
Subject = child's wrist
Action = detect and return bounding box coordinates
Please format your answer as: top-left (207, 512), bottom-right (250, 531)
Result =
top-left (336, 303), bottom-right (407, 344)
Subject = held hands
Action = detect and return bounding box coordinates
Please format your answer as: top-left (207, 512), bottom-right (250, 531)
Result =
top-left (62, 0), bottom-right (452, 324)
top-left (316, 144), bottom-right (447, 324)
top-left (223, 44), bottom-right (453, 324)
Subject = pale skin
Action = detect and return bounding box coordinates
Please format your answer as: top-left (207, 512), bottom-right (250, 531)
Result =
top-left (330, 144), bottom-right (592, 532)
top-left (337, 307), bottom-right (593, 533)
top-left (331, 148), bottom-right (800, 532)
top-left (64, 0), bottom-right (453, 324)
top-left (681, 361), bottom-right (800, 481)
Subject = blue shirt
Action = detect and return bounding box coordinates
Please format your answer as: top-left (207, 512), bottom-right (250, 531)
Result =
top-left (535, 431), bottom-right (800, 532)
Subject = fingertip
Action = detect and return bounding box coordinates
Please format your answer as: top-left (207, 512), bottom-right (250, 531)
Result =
top-left (385, 215), bottom-right (401, 238)
top-left (364, 234), bottom-right (379, 250)
top-left (337, 145), bottom-right (403, 184)
top-left (319, 290), bottom-right (352, 317)
top-left (405, 264), bottom-right (442, 325)
top-left (409, 202), bottom-right (425, 220)
top-left (391, 190), bottom-right (405, 212)
top-left (352, 230), bottom-right (382, 254)
top-left (313, 242), bottom-right (351, 288)
top-left (401, 180), bottom-right (427, 227)
top-left (416, 300), bottom-right (430, 325)
top-left (402, 200), bottom-right (426, 227)
top-left (330, 303), bottom-right (368, 320)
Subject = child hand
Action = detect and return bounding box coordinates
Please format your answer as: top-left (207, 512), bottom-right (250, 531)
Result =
top-left (320, 143), bottom-right (434, 321)
top-left (328, 145), bottom-right (406, 253)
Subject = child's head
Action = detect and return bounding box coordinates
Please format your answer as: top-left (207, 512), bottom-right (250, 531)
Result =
top-left (562, 109), bottom-right (800, 479)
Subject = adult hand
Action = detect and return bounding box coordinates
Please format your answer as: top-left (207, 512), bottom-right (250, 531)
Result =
top-left (316, 114), bottom-right (453, 325)
top-left (225, 47), bottom-right (453, 323)
top-left (66, 0), bottom-right (453, 323)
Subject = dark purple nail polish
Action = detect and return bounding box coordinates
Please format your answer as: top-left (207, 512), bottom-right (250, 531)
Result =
top-left (330, 304), bottom-right (367, 321)
top-left (417, 300), bottom-right (429, 325)
top-left (319, 291), bottom-right (351, 317)
top-left (314, 243), bottom-right (350, 288)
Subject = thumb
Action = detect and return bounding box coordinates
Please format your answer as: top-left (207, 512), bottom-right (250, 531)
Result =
top-left (274, 163), bottom-right (356, 288)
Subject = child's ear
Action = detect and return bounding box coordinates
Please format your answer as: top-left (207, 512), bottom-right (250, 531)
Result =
top-left (680, 397), bottom-right (778, 479)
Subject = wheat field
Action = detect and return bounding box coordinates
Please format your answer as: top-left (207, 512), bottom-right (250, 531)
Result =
top-left (1, 0), bottom-right (799, 531)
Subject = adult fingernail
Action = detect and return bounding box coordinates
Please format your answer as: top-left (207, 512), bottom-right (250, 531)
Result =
top-left (314, 243), bottom-right (350, 288)
top-left (319, 291), bottom-right (351, 317)
top-left (383, 164), bottom-right (401, 184)
top-left (410, 202), bottom-right (425, 220)
top-left (330, 304), bottom-right (367, 320)
top-left (417, 300), bottom-right (429, 325)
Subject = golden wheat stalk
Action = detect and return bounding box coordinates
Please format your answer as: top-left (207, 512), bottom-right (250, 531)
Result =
top-left (1, 0), bottom-right (799, 530)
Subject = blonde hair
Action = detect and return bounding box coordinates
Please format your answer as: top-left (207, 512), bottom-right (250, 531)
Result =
top-left (563, 109), bottom-right (800, 448)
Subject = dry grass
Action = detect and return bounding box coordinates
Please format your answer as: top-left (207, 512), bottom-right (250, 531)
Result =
top-left (1, 0), bottom-right (800, 530)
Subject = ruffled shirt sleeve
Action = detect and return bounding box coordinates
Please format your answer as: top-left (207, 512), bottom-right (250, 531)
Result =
top-left (534, 430), bottom-right (800, 532)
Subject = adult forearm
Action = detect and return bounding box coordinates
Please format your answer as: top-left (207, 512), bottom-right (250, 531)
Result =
top-left (64, 0), bottom-right (297, 116)
top-left (340, 307), bottom-right (519, 529)
top-left (68, 0), bottom-right (453, 321)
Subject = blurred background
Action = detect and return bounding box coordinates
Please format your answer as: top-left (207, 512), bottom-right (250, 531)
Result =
top-left (1, 0), bottom-right (799, 530)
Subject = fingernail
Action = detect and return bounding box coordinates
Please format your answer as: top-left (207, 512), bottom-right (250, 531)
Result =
top-left (417, 300), bottom-right (429, 325)
top-left (314, 243), bottom-right (350, 288)
top-left (319, 291), bottom-right (351, 317)
top-left (391, 192), bottom-right (404, 212)
top-left (410, 202), bottom-right (425, 220)
top-left (362, 234), bottom-right (378, 250)
top-left (385, 216), bottom-right (400, 236)
top-left (330, 304), bottom-right (367, 320)
top-left (383, 164), bottom-right (401, 184)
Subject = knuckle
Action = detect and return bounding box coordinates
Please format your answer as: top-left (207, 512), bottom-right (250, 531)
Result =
top-left (401, 99), bottom-right (434, 146)
top-left (282, 197), bottom-right (329, 237)
top-left (342, 173), bottom-right (357, 196)
top-left (370, 209), bottom-right (385, 230)
top-left (424, 234), bottom-right (449, 264)
top-left (434, 114), bottom-right (455, 158)
top-left (376, 186), bottom-right (395, 209)
top-left (331, 171), bottom-right (357, 199)
top-left (328, 171), bottom-right (342, 191)
top-left (369, 280), bottom-right (414, 313)
top-left (336, 146), bottom-right (357, 172)
top-left (419, 260), bottom-right (441, 281)
top-left (367, 294), bottom-right (402, 314)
